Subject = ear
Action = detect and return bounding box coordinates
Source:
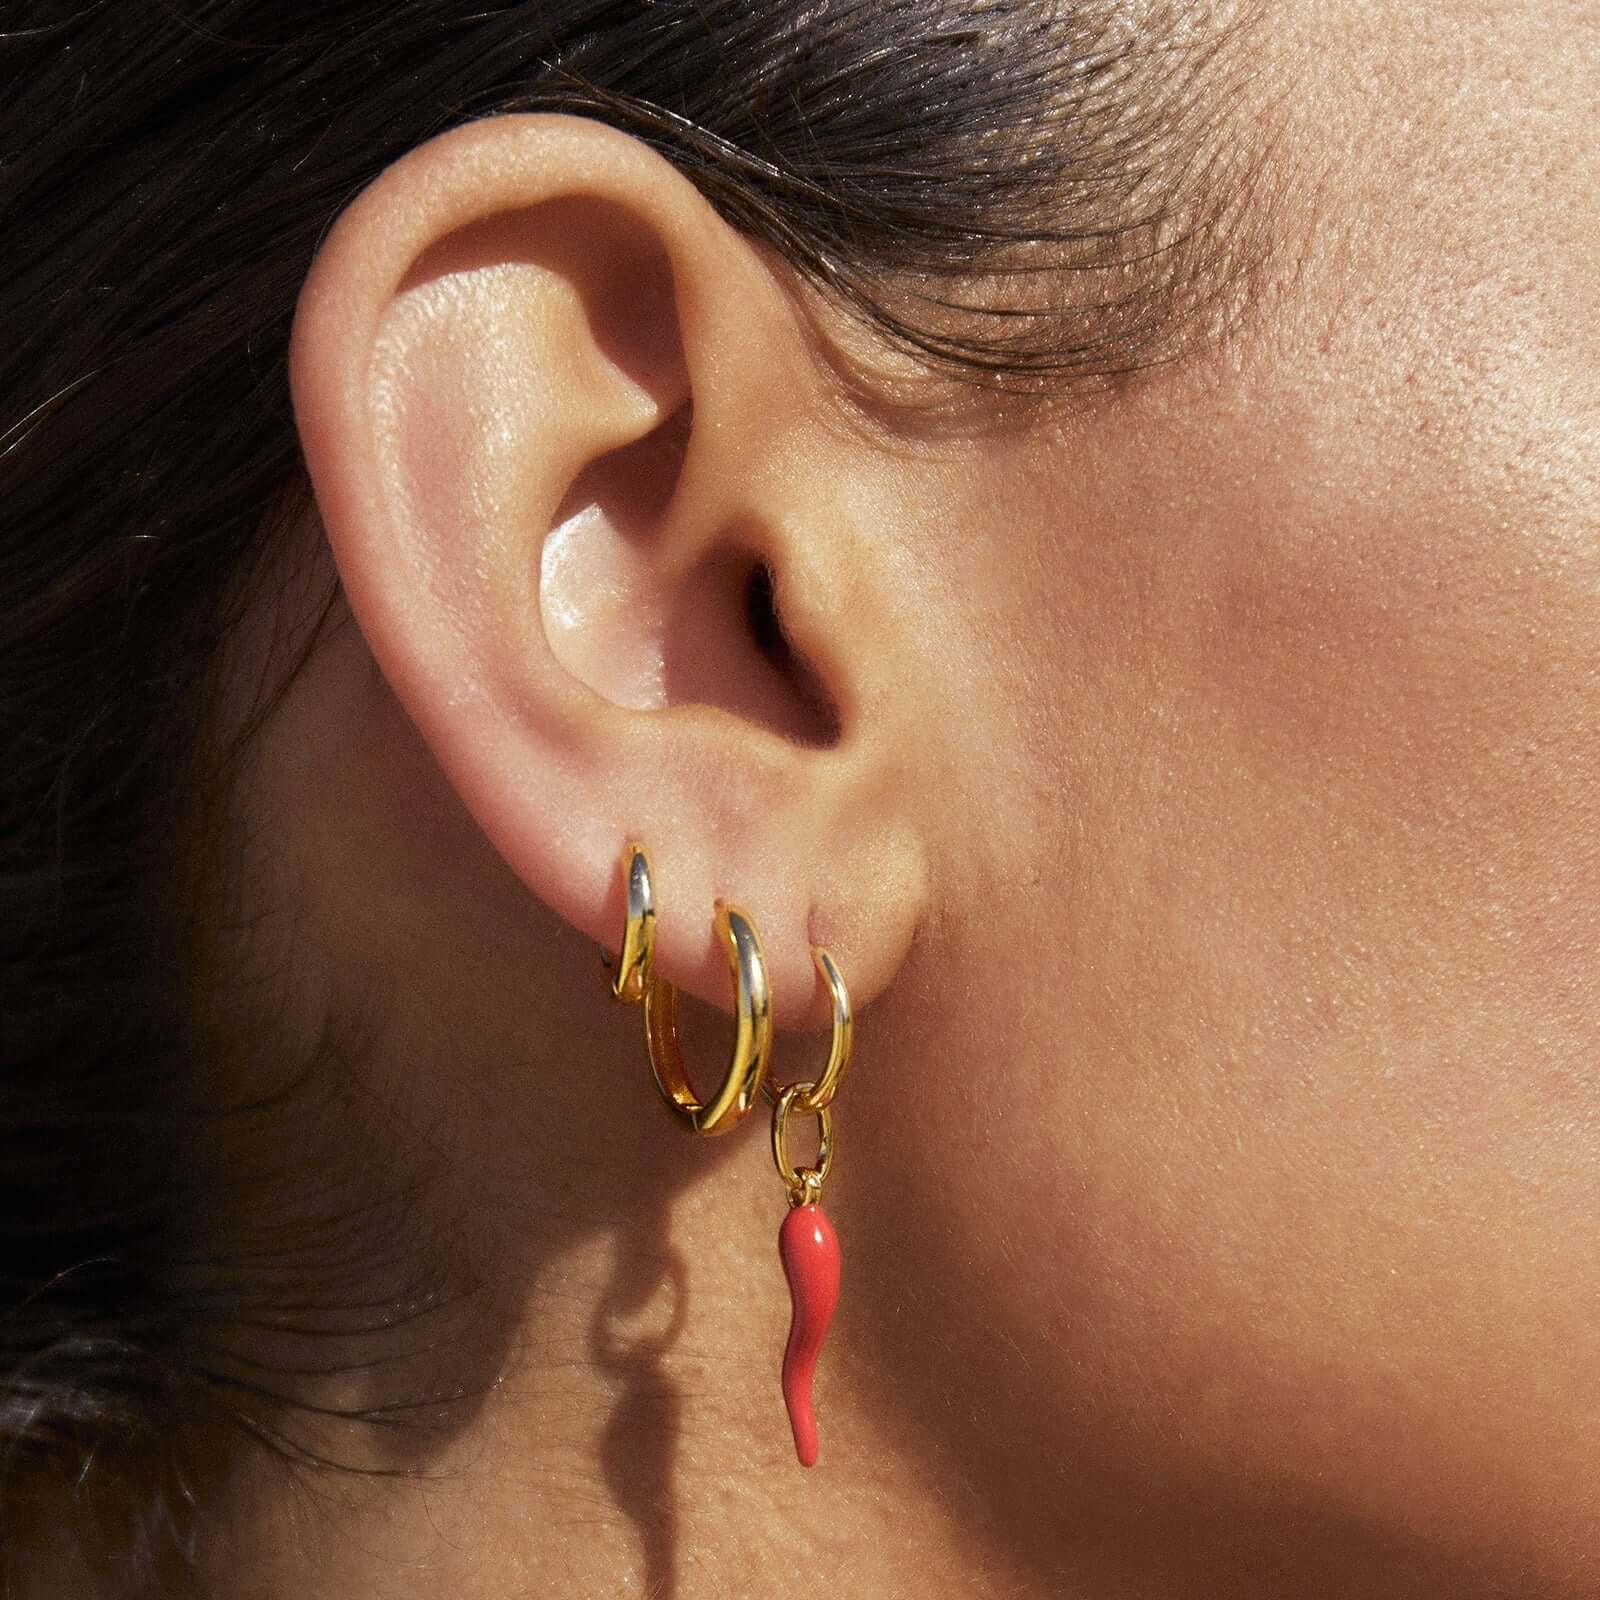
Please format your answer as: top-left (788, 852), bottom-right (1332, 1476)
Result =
top-left (289, 114), bottom-right (925, 1025)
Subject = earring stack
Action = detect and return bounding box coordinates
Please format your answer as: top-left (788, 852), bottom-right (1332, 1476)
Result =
top-left (608, 842), bottom-right (851, 1468)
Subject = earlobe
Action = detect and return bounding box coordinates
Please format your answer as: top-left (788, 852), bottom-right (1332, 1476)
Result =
top-left (290, 114), bottom-right (926, 1026)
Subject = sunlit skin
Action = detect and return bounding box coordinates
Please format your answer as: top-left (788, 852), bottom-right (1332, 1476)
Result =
top-left (169, 2), bottom-right (1600, 1596)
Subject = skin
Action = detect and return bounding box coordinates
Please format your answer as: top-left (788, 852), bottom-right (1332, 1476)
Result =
top-left (172, 1), bottom-right (1600, 1595)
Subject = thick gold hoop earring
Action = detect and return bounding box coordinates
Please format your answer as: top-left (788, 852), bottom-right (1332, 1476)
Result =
top-left (643, 901), bottom-right (772, 1135)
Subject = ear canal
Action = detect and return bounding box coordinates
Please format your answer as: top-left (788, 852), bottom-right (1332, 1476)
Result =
top-left (537, 403), bottom-right (842, 747)
top-left (739, 562), bottom-right (841, 748)
top-left (652, 541), bottom-right (842, 747)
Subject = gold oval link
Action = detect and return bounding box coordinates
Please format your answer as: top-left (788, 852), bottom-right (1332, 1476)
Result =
top-left (771, 1081), bottom-right (834, 1201)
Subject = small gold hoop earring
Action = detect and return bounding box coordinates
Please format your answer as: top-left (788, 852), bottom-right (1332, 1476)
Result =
top-left (765, 946), bottom-right (853, 1115)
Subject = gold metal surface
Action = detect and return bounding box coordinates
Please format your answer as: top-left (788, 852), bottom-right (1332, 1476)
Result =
top-left (645, 903), bottom-right (772, 1135)
top-left (609, 843), bottom-right (657, 1005)
top-left (763, 946), bottom-right (854, 1113)
top-left (771, 1080), bottom-right (834, 1204)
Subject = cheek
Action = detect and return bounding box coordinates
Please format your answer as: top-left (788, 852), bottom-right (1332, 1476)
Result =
top-left (853, 384), bottom-right (1600, 1569)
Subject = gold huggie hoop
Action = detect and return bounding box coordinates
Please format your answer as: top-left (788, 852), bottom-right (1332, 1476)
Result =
top-left (644, 902), bottom-right (773, 1135)
top-left (610, 843), bottom-right (657, 1004)
top-left (763, 945), bottom-right (853, 1114)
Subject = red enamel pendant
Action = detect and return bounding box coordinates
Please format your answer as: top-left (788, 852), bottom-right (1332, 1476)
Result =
top-left (778, 1202), bottom-right (840, 1467)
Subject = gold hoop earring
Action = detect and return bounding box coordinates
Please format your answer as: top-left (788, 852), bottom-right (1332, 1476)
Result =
top-left (765, 946), bottom-right (853, 1119)
top-left (644, 902), bottom-right (772, 1135)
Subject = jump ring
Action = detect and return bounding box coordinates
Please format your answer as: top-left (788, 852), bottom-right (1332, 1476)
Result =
top-left (771, 1081), bottom-right (834, 1201)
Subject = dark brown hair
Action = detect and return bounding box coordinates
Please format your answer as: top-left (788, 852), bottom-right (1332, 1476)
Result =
top-left (0, 1), bottom-right (1262, 1589)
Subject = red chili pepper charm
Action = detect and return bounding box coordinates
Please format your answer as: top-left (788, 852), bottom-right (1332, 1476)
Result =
top-left (778, 1202), bottom-right (840, 1467)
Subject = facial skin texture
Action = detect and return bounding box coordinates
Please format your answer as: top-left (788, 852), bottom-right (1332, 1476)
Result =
top-left (183, 2), bottom-right (1599, 1597)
